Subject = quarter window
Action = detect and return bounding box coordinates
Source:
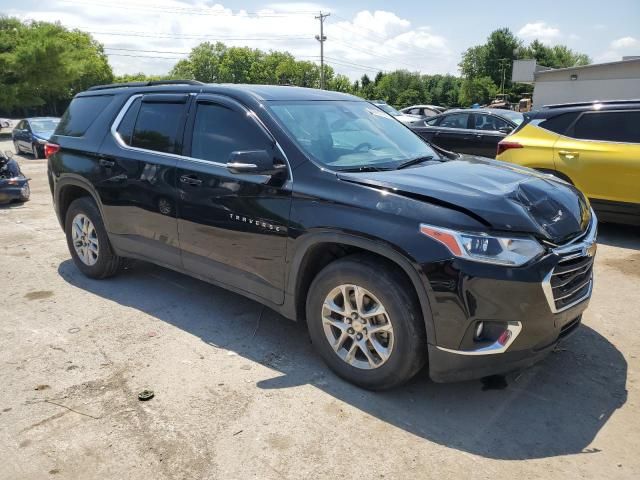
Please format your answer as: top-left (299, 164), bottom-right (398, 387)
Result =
top-left (539, 112), bottom-right (580, 135)
top-left (116, 97), bottom-right (141, 145)
top-left (190, 102), bottom-right (271, 163)
top-left (573, 111), bottom-right (640, 143)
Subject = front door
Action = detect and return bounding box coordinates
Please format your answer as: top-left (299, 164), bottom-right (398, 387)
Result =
top-left (431, 112), bottom-right (474, 154)
top-left (176, 94), bottom-right (292, 305)
top-left (470, 113), bottom-right (510, 158)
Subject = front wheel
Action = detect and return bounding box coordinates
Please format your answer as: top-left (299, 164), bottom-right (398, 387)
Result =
top-left (32, 143), bottom-right (42, 159)
top-left (64, 197), bottom-right (124, 279)
top-left (306, 254), bottom-right (427, 390)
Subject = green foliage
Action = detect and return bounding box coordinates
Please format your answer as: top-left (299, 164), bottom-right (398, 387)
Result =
top-left (0, 17), bottom-right (113, 115)
top-left (459, 28), bottom-right (591, 105)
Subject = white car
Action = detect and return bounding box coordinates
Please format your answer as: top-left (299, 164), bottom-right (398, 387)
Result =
top-left (400, 105), bottom-right (445, 118)
top-left (370, 101), bottom-right (425, 127)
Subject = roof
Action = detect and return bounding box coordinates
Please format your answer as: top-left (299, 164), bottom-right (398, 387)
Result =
top-left (80, 81), bottom-right (361, 102)
top-left (444, 108), bottom-right (523, 116)
top-left (530, 99), bottom-right (640, 118)
top-left (535, 57), bottom-right (640, 76)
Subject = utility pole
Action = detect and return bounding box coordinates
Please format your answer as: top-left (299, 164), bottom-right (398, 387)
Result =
top-left (498, 58), bottom-right (509, 94)
top-left (315, 11), bottom-right (330, 89)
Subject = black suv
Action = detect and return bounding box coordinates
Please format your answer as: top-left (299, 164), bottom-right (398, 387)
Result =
top-left (47, 81), bottom-right (597, 389)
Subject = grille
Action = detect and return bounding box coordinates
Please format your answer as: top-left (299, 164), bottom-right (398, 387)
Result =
top-left (550, 254), bottom-right (594, 310)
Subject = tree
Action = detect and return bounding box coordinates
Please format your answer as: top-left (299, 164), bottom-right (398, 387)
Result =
top-left (0, 17), bottom-right (113, 116)
top-left (459, 76), bottom-right (498, 106)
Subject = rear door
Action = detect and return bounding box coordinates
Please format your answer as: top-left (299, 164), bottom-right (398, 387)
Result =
top-left (430, 112), bottom-right (474, 153)
top-left (553, 109), bottom-right (640, 204)
top-left (470, 113), bottom-right (511, 158)
top-left (96, 93), bottom-right (188, 267)
top-left (176, 94), bottom-right (291, 305)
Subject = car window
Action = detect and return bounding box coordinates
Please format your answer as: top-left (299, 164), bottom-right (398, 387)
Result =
top-left (425, 116), bottom-right (441, 126)
top-left (539, 112), bottom-right (580, 135)
top-left (130, 100), bottom-right (186, 154)
top-left (57, 95), bottom-right (114, 137)
top-left (191, 102), bottom-right (271, 163)
top-left (30, 119), bottom-right (60, 135)
top-left (573, 111), bottom-right (640, 143)
top-left (116, 97), bottom-right (142, 145)
top-left (407, 108), bottom-right (420, 115)
top-left (439, 113), bottom-right (470, 129)
top-left (269, 100), bottom-right (438, 170)
top-left (16, 121), bottom-right (24, 129)
top-left (473, 114), bottom-right (509, 131)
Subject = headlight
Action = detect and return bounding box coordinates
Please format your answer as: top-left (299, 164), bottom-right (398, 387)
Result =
top-left (419, 224), bottom-right (545, 266)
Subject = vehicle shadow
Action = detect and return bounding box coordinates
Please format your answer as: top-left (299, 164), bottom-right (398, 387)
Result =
top-left (58, 259), bottom-right (628, 460)
top-left (597, 222), bottom-right (640, 250)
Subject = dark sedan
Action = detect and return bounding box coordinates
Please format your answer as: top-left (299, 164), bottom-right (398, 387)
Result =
top-left (12, 117), bottom-right (60, 159)
top-left (411, 108), bottom-right (524, 158)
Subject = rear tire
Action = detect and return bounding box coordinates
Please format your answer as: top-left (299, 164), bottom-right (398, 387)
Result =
top-left (64, 197), bottom-right (123, 279)
top-left (306, 254), bottom-right (427, 390)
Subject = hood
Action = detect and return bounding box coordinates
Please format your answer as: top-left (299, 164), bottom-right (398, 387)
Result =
top-left (337, 155), bottom-right (591, 244)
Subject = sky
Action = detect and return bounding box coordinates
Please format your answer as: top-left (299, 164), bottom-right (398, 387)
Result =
top-left (1, 0), bottom-right (639, 80)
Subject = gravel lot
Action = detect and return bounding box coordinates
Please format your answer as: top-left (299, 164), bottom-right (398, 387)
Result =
top-left (1, 137), bottom-right (639, 479)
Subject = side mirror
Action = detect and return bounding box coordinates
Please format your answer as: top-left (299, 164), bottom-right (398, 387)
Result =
top-left (498, 126), bottom-right (513, 134)
top-left (227, 150), bottom-right (287, 176)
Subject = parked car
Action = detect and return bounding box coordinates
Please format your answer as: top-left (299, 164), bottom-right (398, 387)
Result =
top-left (400, 105), bottom-right (445, 118)
top-left (0, 150), bottom-right (30, 204)
top-left (370, 100), bottom-right (425, 127)
top-left (48, 81), bottom-right (595, 389)
top-left (497, 100), bottom-right (640, 225)
top-left (12, 117), bottom-right (61, 159)
top-left (1, 118), bottom-right (11, 129)
top-left (411, 108), bottom-right (524, 158)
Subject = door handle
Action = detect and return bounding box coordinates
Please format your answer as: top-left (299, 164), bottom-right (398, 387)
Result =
top-left (99, 158), bottom-right (115, 168)
top-left (558, 150), bottom-right (580, 160)
top-left (180, 175), bottom-right (203, 186)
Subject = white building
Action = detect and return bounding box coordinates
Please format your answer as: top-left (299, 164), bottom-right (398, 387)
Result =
top-left (512, 58), bottom-right (640, 108)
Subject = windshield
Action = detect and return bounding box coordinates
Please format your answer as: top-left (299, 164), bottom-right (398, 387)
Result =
top-left (268, 101), bottom-right (438, 171)
top-left (500, 111), bottom-right (524, 126)
top-left (30, 119), bottom-right (60, 134)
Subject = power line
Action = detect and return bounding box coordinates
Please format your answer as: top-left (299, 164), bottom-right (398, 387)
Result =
top-left (324, 56), bottom-right (384, 73)
top-left (88, 30), bottom-right (313, 41)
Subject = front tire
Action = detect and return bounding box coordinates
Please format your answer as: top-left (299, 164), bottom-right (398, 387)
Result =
top-left (306, 254), bottom-right (427, 390)
top-left (64, 197), bottom-right (123, 279)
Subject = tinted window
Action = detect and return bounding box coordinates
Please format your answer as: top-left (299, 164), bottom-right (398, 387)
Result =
top-left (425, 116), bottom-right (441, 126)
top-left (473, 114), bottom-right (509, 131)
top-left (191, 103), bottom-right (271, 163)
top-left (440, 113), bottom-right (470, 129)
top-left (116, 97), bottom-right (142, 145)
top-left (57, 95), bottom-right (113, 137)
top-left (573, 111), bottom-right (640, 143)
top-left (539, 112), bottom-right (580, 134)
top-left (131, 101), bottom-right (185, 154)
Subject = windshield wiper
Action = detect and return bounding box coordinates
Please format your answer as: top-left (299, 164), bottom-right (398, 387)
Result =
top-left (395, 155), bottom-right (434, 170)
top-left (337, 165), bottom-right (393, 172)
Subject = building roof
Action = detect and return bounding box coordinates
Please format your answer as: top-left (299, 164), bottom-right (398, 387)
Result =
top-left (535, 57), bottom-right (640, 76)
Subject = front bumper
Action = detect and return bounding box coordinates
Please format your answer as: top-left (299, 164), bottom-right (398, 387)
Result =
top-left (425, 214), bottom-right (597, 382)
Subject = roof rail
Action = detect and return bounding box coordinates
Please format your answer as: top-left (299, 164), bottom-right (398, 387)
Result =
top-left (543, 99), bottom-right (640, 109)
top-left (87, 79), bottom-right (205, 91)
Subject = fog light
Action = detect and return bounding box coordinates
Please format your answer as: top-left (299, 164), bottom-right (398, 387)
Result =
top-left (474, 321), bottom-right (484, 340)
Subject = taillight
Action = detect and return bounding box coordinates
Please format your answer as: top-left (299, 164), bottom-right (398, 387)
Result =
top-left (496, 141), bottom-right (522, 156)
top-left (44, 143), bottom-right (60, 158)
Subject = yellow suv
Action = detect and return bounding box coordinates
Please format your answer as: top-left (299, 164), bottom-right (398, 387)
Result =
top-left (496, 101), bottom-right (640, 225)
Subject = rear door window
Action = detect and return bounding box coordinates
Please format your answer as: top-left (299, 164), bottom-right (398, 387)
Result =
top-left (128, 96), bottom-right (188, 154)
top-left (473, 114), bottom-right (510, 131)
top-left (439, 113), bottom-right (470, 129)
top-left (572, 111), bottom-right (640, 143)
top-left (57, 95), bottom-right (114, 137)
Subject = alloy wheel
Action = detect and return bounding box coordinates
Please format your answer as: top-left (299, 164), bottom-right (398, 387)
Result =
top-left (322, 284), bottom-right (394, 370)
top-left (71, 213), bottom-right (99, 266)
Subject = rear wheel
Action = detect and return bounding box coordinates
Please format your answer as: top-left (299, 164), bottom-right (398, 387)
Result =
top-left (64, 197), bottom-right (123, 279)
top-left (306, 254), bottom-right (427, 390)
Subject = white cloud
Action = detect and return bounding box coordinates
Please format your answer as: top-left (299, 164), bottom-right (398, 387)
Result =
top-left (8, 1), bottom-right (456, 79)
top-left (610, 36), bottom-right (639, 49)
top-left (596, 36), bottom-right (640, 63)
top-left (518, 22), bottom-right (561, 42)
